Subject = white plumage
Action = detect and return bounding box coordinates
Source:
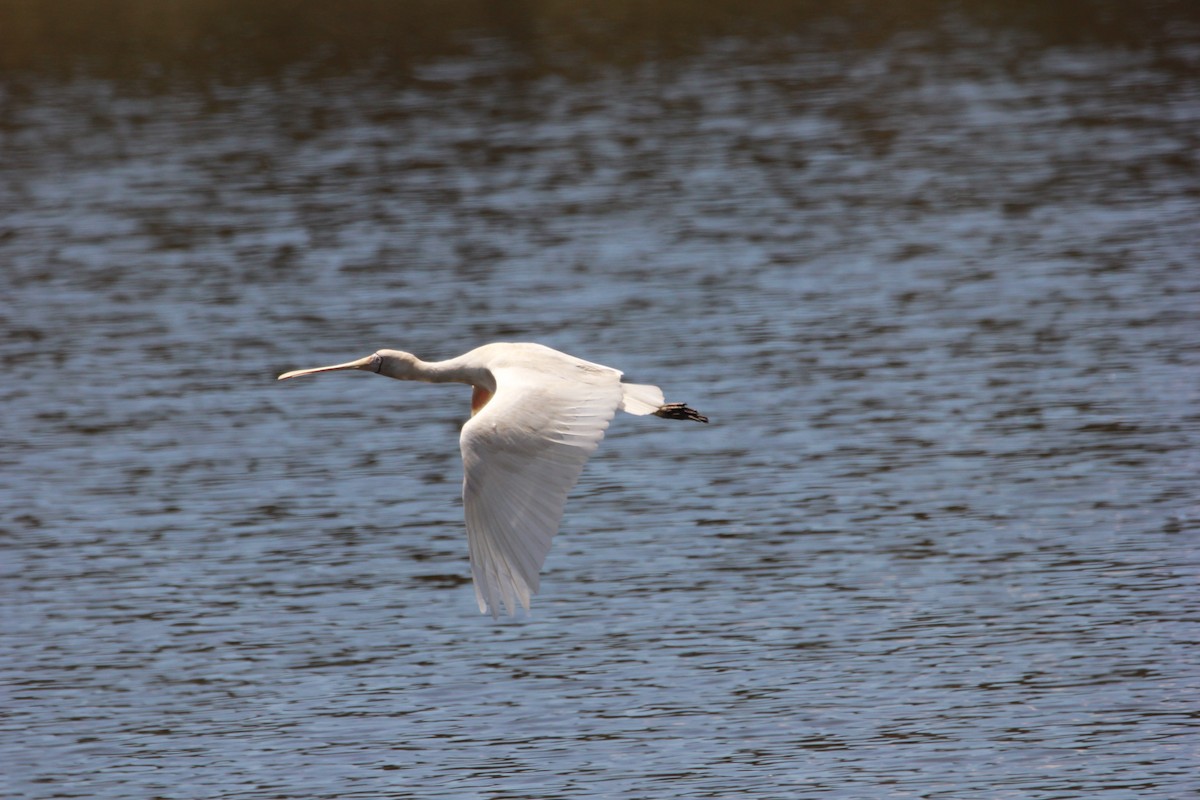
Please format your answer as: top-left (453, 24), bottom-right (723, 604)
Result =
top-left (278, 342), bottom-right (706, 617)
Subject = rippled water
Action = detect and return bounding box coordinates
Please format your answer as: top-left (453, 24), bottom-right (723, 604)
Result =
top-left (3, 18), bottom-right (1199, 799)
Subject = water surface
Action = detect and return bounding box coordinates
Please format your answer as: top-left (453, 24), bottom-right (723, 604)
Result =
top-left (2, 9), bottom-right (1198, 798)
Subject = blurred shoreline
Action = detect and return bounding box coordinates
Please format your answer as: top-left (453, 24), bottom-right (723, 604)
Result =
top-left (2, 0), bottom-right (1198, 82)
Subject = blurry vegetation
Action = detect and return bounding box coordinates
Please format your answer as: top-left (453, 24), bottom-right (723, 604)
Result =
top-left (0, 0), bottom-right (1196, 81)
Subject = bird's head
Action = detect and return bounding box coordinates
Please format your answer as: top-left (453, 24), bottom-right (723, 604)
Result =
top-left (277, 349), bottom-right (421, 382)
top-left (373, 350), bottom-right (422, 380)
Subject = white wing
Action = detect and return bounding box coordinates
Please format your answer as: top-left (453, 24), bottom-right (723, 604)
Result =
top-left (460, 363), bottom-right (622, 617)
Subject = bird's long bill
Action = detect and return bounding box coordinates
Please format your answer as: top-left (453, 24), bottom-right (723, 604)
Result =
top-left (277, 355), bottom-right (377, 381)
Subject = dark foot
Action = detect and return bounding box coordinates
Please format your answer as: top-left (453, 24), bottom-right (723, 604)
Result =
top-left (654, 403), bottom-right (708, 423)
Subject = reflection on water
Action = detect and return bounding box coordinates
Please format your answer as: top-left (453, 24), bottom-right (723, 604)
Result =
top-left (2, 0), bottom-right (1198, 79)
top-left (2, 6), bottom-right (1199, 799)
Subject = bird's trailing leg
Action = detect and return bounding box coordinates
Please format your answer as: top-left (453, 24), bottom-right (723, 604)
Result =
top-left (654, 403), bottom-right (708, 423)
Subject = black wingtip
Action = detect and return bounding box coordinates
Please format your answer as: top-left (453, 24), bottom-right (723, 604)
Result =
top-left (654, 403), bottom-right (709, 423)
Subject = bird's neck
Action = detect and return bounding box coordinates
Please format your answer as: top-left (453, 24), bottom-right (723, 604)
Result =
top-left (386, 355), bottom-right (489, 388)
top-left (422, 358), bottom-right (480, 384)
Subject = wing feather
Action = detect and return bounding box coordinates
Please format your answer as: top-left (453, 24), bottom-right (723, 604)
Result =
top-left (460, 364), bottom-right (621, 616)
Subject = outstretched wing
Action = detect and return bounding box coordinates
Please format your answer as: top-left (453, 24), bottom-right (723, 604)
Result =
top-left (460, 363), bottom-right (622, 617)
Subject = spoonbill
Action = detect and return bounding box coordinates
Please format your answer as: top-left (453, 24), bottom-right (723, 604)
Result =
top-left (278, 342), bottom-right (706, 617)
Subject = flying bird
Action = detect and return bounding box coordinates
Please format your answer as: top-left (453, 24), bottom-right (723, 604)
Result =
top-left (278, 342), bottom-right (707, 617)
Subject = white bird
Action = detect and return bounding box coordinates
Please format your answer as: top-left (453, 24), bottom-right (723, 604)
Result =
top-left (278, 342), bottom-right (706, 617)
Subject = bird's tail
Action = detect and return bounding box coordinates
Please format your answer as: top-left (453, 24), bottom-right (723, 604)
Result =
top-left (619, 382), bottom-right (667, 415)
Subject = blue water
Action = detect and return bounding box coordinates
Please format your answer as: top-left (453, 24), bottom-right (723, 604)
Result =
top-left (2, 22), bottom-right (1198, 799)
